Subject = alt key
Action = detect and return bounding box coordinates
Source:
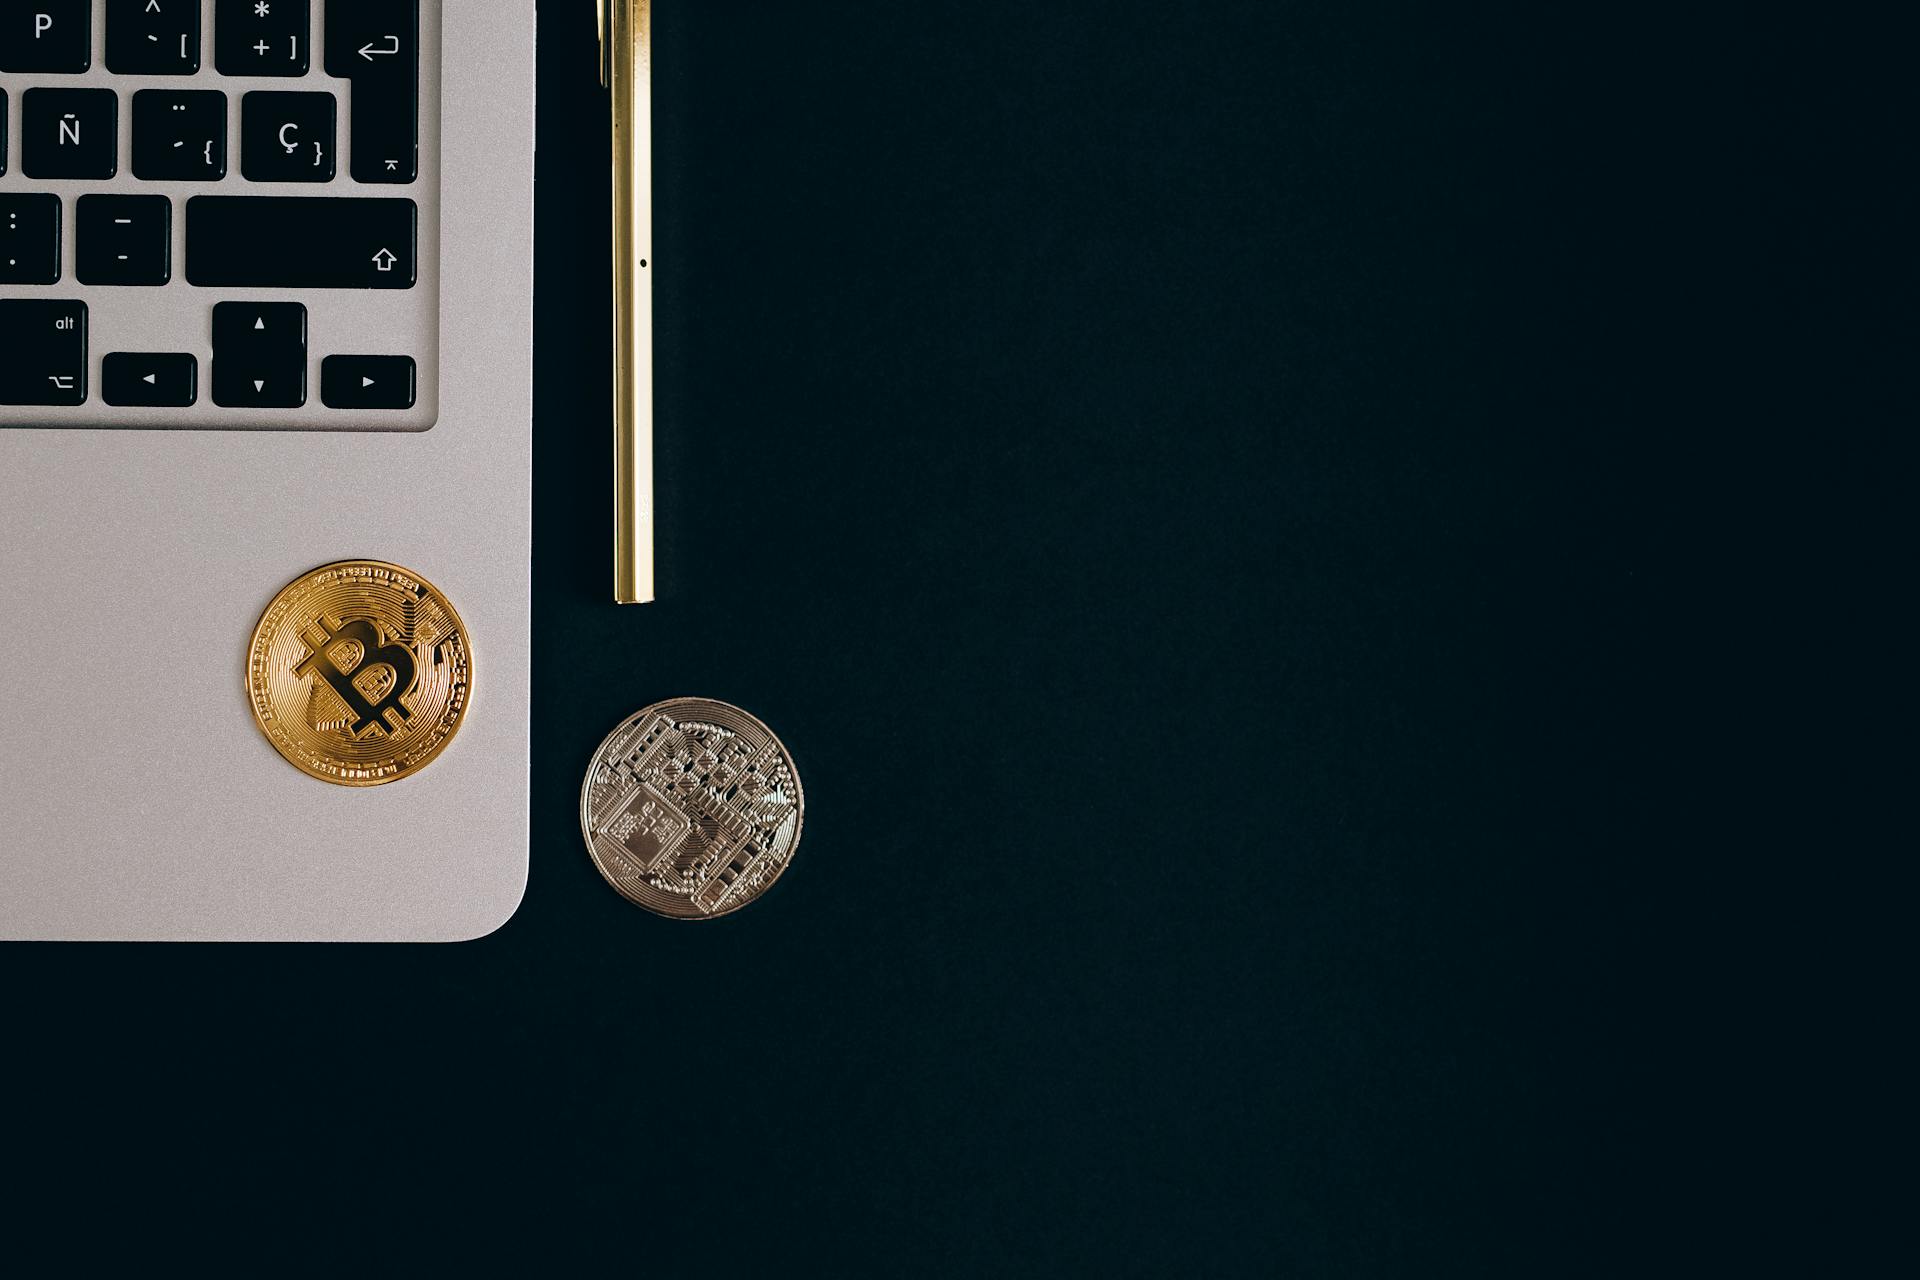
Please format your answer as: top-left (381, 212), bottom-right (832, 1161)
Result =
top-left (103, 352), bottom-right (198, 407)
top-left (321, 355), bottom-right (416, 410)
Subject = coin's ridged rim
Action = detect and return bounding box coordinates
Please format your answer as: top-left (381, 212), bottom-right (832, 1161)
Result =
top-left (579, 697), bottom-right (805, 920)
top-left (246, 559), bottom-right (474, 789)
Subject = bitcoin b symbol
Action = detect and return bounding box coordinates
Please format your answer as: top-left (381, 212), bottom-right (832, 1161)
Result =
top-left (293, 617), bottom-right (418, 738)
top-left (248, 562), bottom-right (472, 787)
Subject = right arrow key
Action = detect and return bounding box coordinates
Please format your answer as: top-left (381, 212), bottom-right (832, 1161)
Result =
top-left (322, 355), bottom-right (416, 410)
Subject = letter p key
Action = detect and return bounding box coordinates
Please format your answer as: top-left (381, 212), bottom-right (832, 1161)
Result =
top-left (2, 5), bottom-right (90, 73)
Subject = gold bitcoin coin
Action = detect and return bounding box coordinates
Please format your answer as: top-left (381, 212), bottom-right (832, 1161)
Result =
top-left (247, 561), bottom-right (473, 787)
top-left (581, 698), bottom-right (805, 919)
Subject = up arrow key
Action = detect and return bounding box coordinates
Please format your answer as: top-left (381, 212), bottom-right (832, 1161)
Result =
top-left (211, 301), bottom-right (306, 408)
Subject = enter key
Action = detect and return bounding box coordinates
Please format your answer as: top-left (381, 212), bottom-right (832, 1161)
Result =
top-left (324, 0), bottom-right (419, 184)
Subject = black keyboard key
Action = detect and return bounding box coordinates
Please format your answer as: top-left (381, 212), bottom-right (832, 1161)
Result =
top-left (186, 197), bottom-right (416, 289)
top-left (107, 0), bottom-right (201, 75)
top-left (215, 0), bottom-right (309, 77)
top-left (1, 90), bottom-right (8, 174)
top-left (241, 91), bottom-right (336, 183)
top-left (103, 353), bottom-right (199, 407)
top-left (76, 195), bottom-right (171, 286)
top-left (212, 301), bottom-right (306, 408)
top-left (21, 89), bottom-right (118, 180)
top-left (0, 194), bottom-right (62, 286)
top-left (0, 1), bottom-right (91, 73)
top-left (213, 301), bottom-right (304, 352)
top-left (131, 89), bottom-right (227, 181)
top-left (324, 0), bottom-right (418, 184)
top-left (321, 356), bottom-right (416, 409)
top-left (0, 300), bottom-right (88, 406)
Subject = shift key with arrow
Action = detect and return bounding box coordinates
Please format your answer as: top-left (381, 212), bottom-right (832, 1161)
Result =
top-left (186, 196), bottom-right (416, 289)
top-left (325, 0), bottom-right (418, 184)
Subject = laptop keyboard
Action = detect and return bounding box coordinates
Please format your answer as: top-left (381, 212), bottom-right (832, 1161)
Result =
top-left (0, 0), bottom-right (438, 429)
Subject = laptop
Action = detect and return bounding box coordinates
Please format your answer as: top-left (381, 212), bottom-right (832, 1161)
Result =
top-left (0, 1), bottom-right (535, 940)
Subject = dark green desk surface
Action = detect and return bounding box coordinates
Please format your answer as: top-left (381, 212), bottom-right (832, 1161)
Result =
top-left (4, 1), bottom-right (1725, 1271)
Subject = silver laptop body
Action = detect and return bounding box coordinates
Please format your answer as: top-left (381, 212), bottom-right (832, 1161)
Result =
top-left (0, 0), bottom-right (534, 940)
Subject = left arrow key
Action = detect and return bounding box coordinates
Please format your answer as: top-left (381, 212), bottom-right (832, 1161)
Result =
top-left (104, 353), bottom-right (199, 408)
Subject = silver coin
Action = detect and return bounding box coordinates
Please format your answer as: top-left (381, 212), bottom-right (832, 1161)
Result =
top-left (580, 698), bottom-right (805, 918)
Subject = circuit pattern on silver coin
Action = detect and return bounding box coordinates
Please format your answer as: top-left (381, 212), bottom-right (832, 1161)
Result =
top-left (580, 699), bottom-right (805, 918)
